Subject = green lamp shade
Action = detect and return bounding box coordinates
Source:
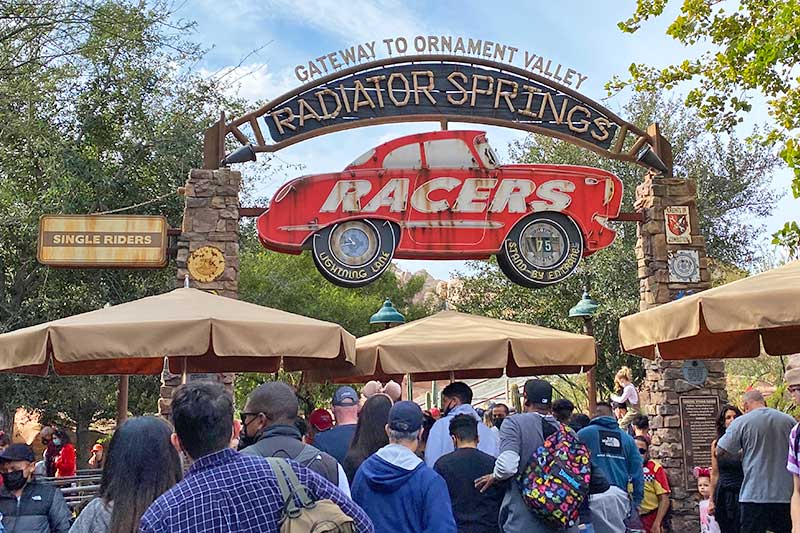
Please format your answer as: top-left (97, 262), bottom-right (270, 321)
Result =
top-left (569, 291), bottom-right (599, 318)
top-left (370, 298), bottom-right (405, 325)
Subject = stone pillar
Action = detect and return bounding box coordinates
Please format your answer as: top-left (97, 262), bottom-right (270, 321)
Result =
top-left (634, 173), bottom-right (723, 530)
top-left (158, 168), bottom-right (241, 418)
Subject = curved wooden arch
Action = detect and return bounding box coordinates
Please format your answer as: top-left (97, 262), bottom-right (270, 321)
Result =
top-left (204, 55), bottom-right (671, 173)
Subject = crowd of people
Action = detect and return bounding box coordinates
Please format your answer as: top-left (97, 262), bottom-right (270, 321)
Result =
top-left (0, 366), bottom-right (799, 532)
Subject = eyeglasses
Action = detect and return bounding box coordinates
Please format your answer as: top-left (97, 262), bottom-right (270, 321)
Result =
top-left (789, 386), bottom-right (800, 393)
top-left (240, 412), bottom-right (262, 425)
top-left (638, 447), bottom-right (647, 455)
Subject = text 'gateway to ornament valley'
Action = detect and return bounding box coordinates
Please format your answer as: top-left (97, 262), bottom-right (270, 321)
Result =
top-left (265, 63), bottom-right (618, 151)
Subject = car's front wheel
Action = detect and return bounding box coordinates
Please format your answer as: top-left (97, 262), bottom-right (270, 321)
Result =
top-left (496, 212), bottom-right (584, 288)
top-left (312, 219), bottom-right (397, 288)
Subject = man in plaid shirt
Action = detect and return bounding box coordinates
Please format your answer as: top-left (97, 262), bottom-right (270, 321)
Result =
top-left (140, 381), bottom-right (373, 533)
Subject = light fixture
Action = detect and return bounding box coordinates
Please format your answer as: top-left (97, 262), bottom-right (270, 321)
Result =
top-left (569, 290), bottom-right (599, 319)
top-left (636, 145), bottom-right (669, 175)
top-left (370, 298), bottom-right (405, 328)
top-left (220, 144), bottom-right (257, 166)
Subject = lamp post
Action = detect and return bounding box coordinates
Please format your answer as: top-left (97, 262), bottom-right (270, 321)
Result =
top-left (569, 287), bottom-right (599, 414)
top-left (369, 298), bottom-right (407, 397)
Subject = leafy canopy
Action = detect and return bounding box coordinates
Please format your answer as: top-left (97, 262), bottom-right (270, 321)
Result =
top-left (610, 0), bottom-right (800, 255)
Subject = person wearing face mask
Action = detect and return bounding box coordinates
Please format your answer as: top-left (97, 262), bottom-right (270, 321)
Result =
top-left (51, 431), bottom-right (75, 479)
top-left (492, 403), bottom-right (509, 430)
top-left (0, 444), bottom-right (71, 532)
top-left (424, 382), bottom-right (498, 468)
top-left (238, 382), bottom-right (350, 496)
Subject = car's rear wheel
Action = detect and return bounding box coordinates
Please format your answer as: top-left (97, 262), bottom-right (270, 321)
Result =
top-left (312, 219), bottom-right (397, 288)
top-left (496, 212), bottom-right (584, 288)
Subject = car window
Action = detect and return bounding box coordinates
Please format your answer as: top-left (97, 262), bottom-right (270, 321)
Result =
top-left (383, 143), bottom-right (422, 169)
top-left (348, 148), bottom-right (376, 168)
top-left (423, 138), bottom-right (477, 168)
top-left (475, 136), bottom-right (499, 169)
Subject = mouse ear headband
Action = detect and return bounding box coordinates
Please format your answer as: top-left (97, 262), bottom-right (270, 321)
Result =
top-left (693, 466), bottom-right (710, 478)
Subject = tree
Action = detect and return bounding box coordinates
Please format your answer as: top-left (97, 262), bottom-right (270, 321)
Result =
top-left (234, 225), bottom-right (436, 408)
top-left (0, 0), bottom-right (245, 459)
top-left (454, 92), bottom-right (780, 397)
top-left (609, 0), bottom-right (800, 256)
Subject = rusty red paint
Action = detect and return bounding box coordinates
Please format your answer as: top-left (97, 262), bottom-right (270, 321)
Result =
top-left (257, 130), bottom-right (622, 261)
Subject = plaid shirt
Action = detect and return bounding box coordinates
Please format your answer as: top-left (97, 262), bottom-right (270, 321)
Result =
top-left (139, 448), bottom-right (373, 533)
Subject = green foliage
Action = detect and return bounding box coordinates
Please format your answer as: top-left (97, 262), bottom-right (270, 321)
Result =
top-left (234, 225), bottom-right (436, 408)
top-left (0, 0), bottom-right (245, 452)
top-left (610, 0), bottom-right (800, 256)
top-left (455, 92), bottom-right (780, 395)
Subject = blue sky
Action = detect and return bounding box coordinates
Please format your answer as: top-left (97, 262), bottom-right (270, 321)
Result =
top-left (176, 0), bottom-right (796, 279)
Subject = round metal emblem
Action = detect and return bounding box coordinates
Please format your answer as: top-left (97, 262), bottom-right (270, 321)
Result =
top-left (187, 246), bottom-right (225, 282)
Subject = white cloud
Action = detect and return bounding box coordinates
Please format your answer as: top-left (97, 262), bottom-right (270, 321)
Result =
top-left (199, 63), bottom-right (299, 104)
top-left (268, 0), bottom-right (430, 45)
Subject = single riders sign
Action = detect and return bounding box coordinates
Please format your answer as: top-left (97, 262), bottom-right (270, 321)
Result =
top-left (267, 63), bottom-right (617, 151)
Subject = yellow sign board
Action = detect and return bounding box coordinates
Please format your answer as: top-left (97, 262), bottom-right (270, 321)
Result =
top-left (37, 215), bottom-right (168, 268)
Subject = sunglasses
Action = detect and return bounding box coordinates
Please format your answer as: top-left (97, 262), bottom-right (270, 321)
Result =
top-left (240, 412), bottom-right (262, 425)
top-left (789, 386), bottom-right (800, 393)
top-left (638, 447), bottom-right (647, 455)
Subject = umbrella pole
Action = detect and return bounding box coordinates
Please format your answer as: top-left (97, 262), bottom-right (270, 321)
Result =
top-left (405, 374), bottom-right (413, 401)
top-left (116, 375), bottom-right (129, 426)
top-left (449, 370), bottom-right (455, 384)
top-left (181, 357), bottom-right (188, 385)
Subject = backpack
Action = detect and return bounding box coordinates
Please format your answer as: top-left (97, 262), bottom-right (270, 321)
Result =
top-left (519, 422), bottom-right (592, 529)
top-left (266, 457), bottom-right (355, 533)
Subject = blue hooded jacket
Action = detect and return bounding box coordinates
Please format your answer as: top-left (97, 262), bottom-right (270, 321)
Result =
top-left (351, 444), bottom-right (456, 533)
top-left (578, 416), bottom-right (644, 506)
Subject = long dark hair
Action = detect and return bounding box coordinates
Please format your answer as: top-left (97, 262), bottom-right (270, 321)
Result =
top-left (100, 416), bottom-right (183, 532)
top-left (343, 395), bottom-right (392, 482)
top-left (716, 404), bottom-right (743, 439)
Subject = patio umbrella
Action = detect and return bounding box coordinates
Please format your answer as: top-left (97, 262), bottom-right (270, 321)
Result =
top-left (306, 310), bottom-right (596, 383)
top-left (619, 260), bottom-right (800, 359)
top-left (0, 288), bottom-right (356, 376)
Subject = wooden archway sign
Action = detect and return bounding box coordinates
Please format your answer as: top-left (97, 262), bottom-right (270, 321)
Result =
top-left (204, 55), bottom-right (672, 174)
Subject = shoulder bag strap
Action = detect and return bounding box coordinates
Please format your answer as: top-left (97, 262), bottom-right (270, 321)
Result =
top-left (280, 460), bottom-right (315, 508)
top-left (267, 457), bottom-right (299, 516)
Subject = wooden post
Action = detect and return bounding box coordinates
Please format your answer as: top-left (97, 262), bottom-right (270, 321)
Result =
top-left (583, 318), bottom-right (598, 414)
top-left (116, 375), bottom-right (129, 426)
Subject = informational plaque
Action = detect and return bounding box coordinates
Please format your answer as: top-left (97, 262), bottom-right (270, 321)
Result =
top-left (679, 395), bottom-right (720, 489)
top-left (37, 215), bottom-right (168, 268)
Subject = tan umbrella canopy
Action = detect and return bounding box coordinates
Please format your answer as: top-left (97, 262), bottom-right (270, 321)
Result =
top-left (0, 288), bottom-right (355, 376)
top-left (619, 260), bottom-right (800, 359)
top-left (308, 310), bottom-right (596, 383)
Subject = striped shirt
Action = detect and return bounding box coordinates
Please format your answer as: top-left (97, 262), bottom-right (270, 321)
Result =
top-left (787, 422), bottom-right (800, 476)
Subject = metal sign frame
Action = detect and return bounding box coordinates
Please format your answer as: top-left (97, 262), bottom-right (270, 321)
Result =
top-left (204, 55), bottom-right (671, 173)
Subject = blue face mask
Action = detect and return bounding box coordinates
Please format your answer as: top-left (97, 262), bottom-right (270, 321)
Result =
top-left (52, 438), bottom-right (62, 446)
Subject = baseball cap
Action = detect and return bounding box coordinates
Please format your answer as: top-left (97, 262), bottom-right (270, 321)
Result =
top-left (786, 367), bottom-right (800, 387)
top-left (308, 408), bottom-right (334, 432)
top-left (524, 379), bottom-right (553, 405)
top-left (91, 443), bottom-right (104, 453)
top-left (388, 401), bottom-right (423, 432)
top-left (0, 443), bottom-right (34, 463)
top-left (332, 386), bottom-right (359, 407)
top-left (553, 398), bottom-right (575, 412)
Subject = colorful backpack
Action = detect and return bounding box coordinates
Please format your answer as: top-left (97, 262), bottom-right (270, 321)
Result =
top-left (519, 422), bottom-right (592, 529)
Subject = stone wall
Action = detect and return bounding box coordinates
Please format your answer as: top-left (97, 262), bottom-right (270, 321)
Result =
top-left (158, 168), bottom-right (241, 417)
top-left (634, 173), bottom-right (724, 530)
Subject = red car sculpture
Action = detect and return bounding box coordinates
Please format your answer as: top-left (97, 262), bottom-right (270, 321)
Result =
top-left (257, 130), bottom-right (623, 288)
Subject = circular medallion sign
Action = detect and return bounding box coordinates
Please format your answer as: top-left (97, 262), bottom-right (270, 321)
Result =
top-left (682, 360), bottom-right (708, 386)
top-left (187, 246), bottom-right (225, 282)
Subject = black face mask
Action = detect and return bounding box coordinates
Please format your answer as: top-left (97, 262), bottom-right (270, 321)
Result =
top-left (493, 418), bottom-right (504, 429)
top-left (2, 470), bottom-right (28, 491)
top-left (237, 431), bottom-right (258, 451)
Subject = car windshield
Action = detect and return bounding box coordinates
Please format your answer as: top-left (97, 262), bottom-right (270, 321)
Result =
top-left (475, 136), bottom-right (499, 169)
top-left (348, 148), bottom-right (376, 168)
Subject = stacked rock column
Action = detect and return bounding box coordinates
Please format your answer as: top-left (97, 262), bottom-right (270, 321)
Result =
top-left (158, 168), bottom-right (241, 418)
top-left (634, 173), bottom-right (724, 530)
